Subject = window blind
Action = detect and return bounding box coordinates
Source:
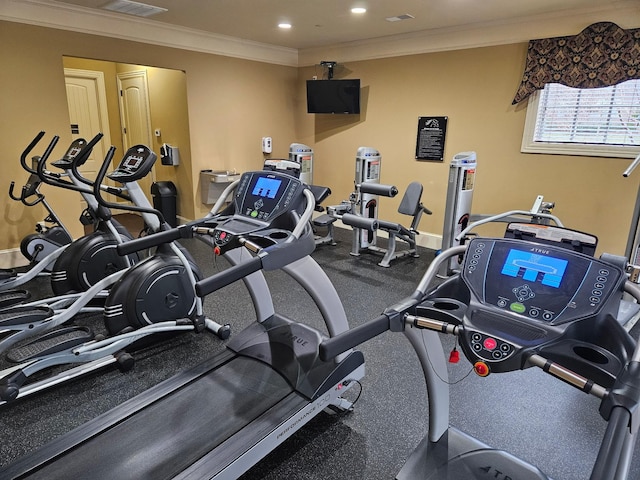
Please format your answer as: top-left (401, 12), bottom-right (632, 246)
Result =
top-left (534, 81), bottom-right (640, 146)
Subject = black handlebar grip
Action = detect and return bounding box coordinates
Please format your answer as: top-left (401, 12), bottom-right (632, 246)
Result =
top-left (341, 213), bottom-right (379, 232)
top-left (358, 183), bottom-right (398, 197)
top-left (116, 228), bottom-right (183, 256)
top-left (319, 314), bottom-right (390, 361)
top-left (20, 131), bottom-right (46, 174)
top-left (195, 255), bottom-right (263, 297)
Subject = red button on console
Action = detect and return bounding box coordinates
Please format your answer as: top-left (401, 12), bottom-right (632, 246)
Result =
top-left (483, 337), bottom-right (497, 351)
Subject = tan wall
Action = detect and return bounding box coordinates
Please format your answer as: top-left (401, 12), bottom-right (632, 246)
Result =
top-left (0, 20), bottom-right (297, 261)
top-left (295, 44), bottom-right (640, 256)
top-left (1, 20), bottom-right (638, 263)
top-left (63, 58), bottom-right (193, 218)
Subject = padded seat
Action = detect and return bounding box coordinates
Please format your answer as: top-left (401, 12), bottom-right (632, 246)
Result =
top-left (310, 185), bottom-right (337, 246)
top-left (372, 181), bottom-right (432, 267)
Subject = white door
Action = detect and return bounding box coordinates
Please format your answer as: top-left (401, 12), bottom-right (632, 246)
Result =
top-left (64, 68), bottom-right (112, 187)
top-left (117, 70), bottom-right (155, 201)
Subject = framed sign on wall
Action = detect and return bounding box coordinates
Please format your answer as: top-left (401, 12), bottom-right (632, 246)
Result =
top-left (415, 116), bottom-right (448, 161)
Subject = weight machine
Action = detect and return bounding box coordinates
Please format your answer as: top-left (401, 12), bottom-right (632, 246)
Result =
top-left (326, 147), bottom-right (431, 267)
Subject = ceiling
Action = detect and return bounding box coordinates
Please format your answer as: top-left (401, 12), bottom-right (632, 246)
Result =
top-left (51, 0), bottom-right (627, 50)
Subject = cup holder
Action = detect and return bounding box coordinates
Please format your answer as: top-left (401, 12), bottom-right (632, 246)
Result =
top-left (573, 345), bottom-right (609, 365)
top-left (269, 231), bottom-right (289, 240)
top-left (432, 301), bottom-right (462, 311)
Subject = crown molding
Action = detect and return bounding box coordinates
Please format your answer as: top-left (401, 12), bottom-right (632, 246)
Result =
top-left (298, 1), bottom-right (640, 66)
top-left (2, 0), bottom-right (638, 68)
top-left (0, 0), bottom-right (299, 67)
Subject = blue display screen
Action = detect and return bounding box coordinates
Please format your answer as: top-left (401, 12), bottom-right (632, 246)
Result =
top-left (252, 177), bottom-right (282, 199)
top-left (501, 249), bottom-right (568, 288)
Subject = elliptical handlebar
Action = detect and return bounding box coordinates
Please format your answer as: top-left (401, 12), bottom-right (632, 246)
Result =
top-left (36, 138), bottom-right (91, 193)
top-left (116, 225), bottom-right (187, 256)
top-left (91, 145), bottom-right (166, 224)
top-left (31, 135), bottom-right (60, 179)
top-left (31, 133), bottom-right (130, 204)
top-left (8, 181), bottom-right (44, 207)
top-left (68, 133), bottom-right (104, 187)
top-left (19, 131), bottom-right (47, 175)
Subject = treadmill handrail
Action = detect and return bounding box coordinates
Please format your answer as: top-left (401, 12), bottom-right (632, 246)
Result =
top-left (195, 255), bottom-right (263, 297)
top-left (455, 210), bottom-right (564, 241)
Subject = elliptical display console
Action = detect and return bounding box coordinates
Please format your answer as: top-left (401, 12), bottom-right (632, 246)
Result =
top-left (107, 145), bottom-right (157, 183)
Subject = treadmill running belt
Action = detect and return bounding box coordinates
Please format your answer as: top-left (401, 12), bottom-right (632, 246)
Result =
top-left (25, 357), bottom-right (292, 480)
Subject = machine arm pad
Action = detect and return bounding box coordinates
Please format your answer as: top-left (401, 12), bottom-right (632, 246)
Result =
top-left (358, 183), bottom-right (398, 197)
top-left (341, 213), bottom-right (379, 232)
top-left (195, 255), bottom-right (263, 297)
top-left (319, 313), bottom-right (390, 361)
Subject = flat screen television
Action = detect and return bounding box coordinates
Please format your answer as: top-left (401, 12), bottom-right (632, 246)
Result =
top-left (306, 79), bottom-right (361, 114)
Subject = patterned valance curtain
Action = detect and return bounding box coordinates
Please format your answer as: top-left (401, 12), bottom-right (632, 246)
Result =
top-left (512, 22), bottom-right (640, 104)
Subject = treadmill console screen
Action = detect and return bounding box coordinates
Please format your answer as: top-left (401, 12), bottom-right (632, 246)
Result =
top-left (251, 176), bottom-right (282, 199)
top-left (462, 238), bottom-right (622, 325)
top-left (234, 172), bottom-right (302, 223)
top-left (500, 249), bottom-right (568, 289)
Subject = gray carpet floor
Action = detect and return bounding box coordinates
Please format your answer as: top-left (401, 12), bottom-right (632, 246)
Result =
top-left (0, 227), bottom-right (639, 479)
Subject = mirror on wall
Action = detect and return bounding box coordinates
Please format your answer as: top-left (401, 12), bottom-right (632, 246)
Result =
top-left (61, 56), bottom-right (192, 217)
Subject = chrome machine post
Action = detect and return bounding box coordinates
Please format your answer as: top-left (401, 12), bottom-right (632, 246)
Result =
top-left (354, 146), bottom-right (382, 251)
top-left (440, 151), bottom-right (477, 276)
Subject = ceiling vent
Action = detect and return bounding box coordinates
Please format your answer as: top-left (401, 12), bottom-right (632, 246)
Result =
top-left (385, 14), bottom-right (415, 22)
top-left (101, 0), bottom-right (167, 18)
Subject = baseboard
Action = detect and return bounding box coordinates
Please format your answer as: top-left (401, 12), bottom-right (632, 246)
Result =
top-left (0, 248), bottom-right (29, 269)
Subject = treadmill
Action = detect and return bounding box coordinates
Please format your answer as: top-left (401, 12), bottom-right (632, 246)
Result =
top-left (1, 169), bottom-right (365, 480)
top-left (320, 225), bottom-right (640, 479)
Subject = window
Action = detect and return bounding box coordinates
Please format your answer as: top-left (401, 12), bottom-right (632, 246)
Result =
top-left (522, 80), bottom-right (640, 158)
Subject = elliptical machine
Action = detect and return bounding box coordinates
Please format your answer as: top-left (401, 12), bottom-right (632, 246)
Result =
top-left (0, 138), bottom-right (160, 358)
top-left (0, 144), bottom-right (230, 403)
top-left (36, 135), bottom-right (141, 296)
top-left (8, 146), bottom-right (73, 267)
top-left (0, 132), bottom-right (138, 297)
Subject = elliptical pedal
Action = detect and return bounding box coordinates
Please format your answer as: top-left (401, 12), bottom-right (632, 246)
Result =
top-left (6, 326), bottom-right (93, 363)
top-left (0, 305), bottom-right (52, 326)
top-left (0, 289), bottom-right (31, 309)
top-left (0, 268), bottom-right (17, 282)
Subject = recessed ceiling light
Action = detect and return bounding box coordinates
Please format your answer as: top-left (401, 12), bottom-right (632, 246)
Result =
top-left (351, 7), bottom-right (367, 14)
top-left (278, 23), bottom-right (292, 29)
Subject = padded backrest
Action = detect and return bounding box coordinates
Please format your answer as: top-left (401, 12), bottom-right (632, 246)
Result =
top-left (398, 182), bottom-right (423, 216)
top-left (308, 184), bottom-right (332, 205)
